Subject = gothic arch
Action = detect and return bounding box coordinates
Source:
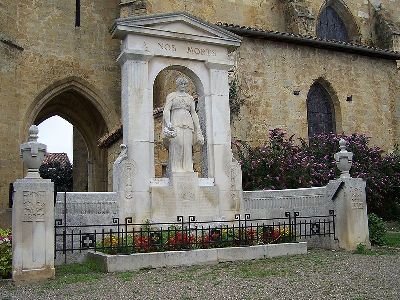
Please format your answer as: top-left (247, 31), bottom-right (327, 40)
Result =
top-left (24, 77), bottom-right (116, 192)
top-left (316, 0), bottom-right (361, 42)
top-left (306, 78), bottom-right (342, 137)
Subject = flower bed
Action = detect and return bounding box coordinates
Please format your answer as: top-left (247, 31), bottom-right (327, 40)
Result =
top-left (96, 224), bottom-right (294, 255)
top-left (0, 228), bottom-right (12, 279)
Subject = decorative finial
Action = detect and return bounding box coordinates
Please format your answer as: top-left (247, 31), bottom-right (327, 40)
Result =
top-left (334, 138), bottom-right (353, 178)
top-left (20, 125), bottom-right (47, 179)
top-left (28, 125), bottom-right (39, 142)
top-left (339, 138), bottom-right (346, 151)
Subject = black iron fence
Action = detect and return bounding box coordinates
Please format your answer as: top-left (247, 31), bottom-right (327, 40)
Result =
top-left (55, 211), bottom-right (336, 261)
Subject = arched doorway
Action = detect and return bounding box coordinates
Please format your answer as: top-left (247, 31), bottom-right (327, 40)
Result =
top-left (25, 78), bottom-right (110, 192)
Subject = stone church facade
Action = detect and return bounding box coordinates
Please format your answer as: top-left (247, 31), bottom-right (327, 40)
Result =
top-left (0, 0), bottom-right (399, 227)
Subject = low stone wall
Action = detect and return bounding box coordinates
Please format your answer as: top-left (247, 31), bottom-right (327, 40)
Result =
top-left (55, 192), bottom-right (119, 225)
top-left (54, 192), bottom-right (119, 264)
top-left (88, 242), bottom-right (307, 273)
top-left (242, 181), bottom-right (344, 249)
top-left (243, 186), bottom-right (334, 219)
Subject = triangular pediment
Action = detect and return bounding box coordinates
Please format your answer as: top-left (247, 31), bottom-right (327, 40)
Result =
top-left (112, 12), bottom-right (241, 48)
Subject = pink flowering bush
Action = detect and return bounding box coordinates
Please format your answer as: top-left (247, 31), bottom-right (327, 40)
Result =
top-left (0, 228), bottom-right (12, 279)
top-left (234, 129), bottom-right (400, 220)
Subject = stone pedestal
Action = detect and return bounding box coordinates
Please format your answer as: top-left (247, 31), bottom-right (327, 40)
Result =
top-left (12, 178), bottom-right (55, 282)
top-left (151, 172), bottom-right (219, 222)
top-left (334, 178), bottom-right (370, 250)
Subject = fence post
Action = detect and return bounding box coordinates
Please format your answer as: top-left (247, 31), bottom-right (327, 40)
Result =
top-left (12, 126), bottom-right (55, 282)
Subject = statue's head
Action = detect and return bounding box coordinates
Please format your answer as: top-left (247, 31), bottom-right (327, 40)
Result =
top-left (176, 77), bottom-right (188, 92)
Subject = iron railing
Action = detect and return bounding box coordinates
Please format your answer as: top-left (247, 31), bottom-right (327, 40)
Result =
top-left (55, 211), bottom-right (336, 261)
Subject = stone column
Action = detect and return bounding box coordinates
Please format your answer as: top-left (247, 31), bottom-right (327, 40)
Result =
top-left (116, 50), bottom-right (154, 222)
top-left (206, 61), bottom-right (240, 219)
top-left (333, 139), bottom-right (370, 250)
top-left (12, 126), bottom-right (55, 282)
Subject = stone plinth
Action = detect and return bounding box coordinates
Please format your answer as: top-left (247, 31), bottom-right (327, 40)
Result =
top-left (12, 178), bottom-right (55, 282)
top-left (334, 178), bottom-right (370, 250)
top-left (150, 172), bottom-right (219, 222)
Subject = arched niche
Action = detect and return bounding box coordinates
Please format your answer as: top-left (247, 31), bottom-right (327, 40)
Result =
top-left (152, 66), bottom-right (205, 177)
top-left (306, 79), bottom-right (342, 137)
top-left (25, 77), bottom-right (113, 192)
top-left (316, 0), bottom-right (361, 43)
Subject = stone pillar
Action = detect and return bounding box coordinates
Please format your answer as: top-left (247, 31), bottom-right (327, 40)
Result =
top-left (334, 178), bottom-right (370, 250)
top-left (116, 50), bottom-right (154, 221)
top-left (206, 62), bottom-right (241, 219)
top-left (12, 126), bottom-right (55, 282)
top-left (333, 139), bottom-right (370, 250)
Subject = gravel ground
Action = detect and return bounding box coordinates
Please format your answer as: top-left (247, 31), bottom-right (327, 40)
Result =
top-left (1, 248), bottom-right (399, 300)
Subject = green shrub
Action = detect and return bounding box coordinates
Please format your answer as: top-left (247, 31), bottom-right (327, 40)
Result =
top-left (0, 228), bottom-right (12, 279)
top-left (354, 243), bottom-right (368, 254)
top-left (368, 213), bottom-right (387, 246)
top-left (234, 130), bottom-right (400, 220)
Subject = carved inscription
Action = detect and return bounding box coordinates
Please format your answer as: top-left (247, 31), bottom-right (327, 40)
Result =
top-left (243, 194), bottom-right (326, 210)
top-left (23, 191), bottom-right (45, 222)
top-left (156, 42), bottom-right (217, 57)
top-left (66, 202), bottom-right (118, 215)
top-left (124, 161), bottom-right (137, 199)
top-left (158, 42), bottom-right (177, 52)
top-left (348, 187), bottom-right (364, 209)
top-left (187, 46), bottom-right (216, 57)
top-left (177, 182), bottom-right (196, 201)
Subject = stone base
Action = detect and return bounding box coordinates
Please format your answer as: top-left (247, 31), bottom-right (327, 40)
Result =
top-left (88, 242), bottom-right (307, 273)
top-left (150, 172), bottom-right (220, 222)
top-left (12, 267), bottom-right (55, 283)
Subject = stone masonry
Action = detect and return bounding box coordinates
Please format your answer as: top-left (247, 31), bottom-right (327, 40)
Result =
top-left (1, 0), bottom-right (400, 226)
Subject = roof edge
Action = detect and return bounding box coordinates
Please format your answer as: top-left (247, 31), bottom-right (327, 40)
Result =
top-left (218, 23), bottom-right (400, 61)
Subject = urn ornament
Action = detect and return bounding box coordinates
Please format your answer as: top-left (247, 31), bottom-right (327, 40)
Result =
top-left (20, 125), bottom-right (47, 178)
top-left (334, 138), bottom-right (353, 178)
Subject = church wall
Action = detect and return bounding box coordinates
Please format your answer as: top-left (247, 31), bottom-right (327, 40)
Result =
top-left (1, 0), bottom-right (400, 221)
top-left (231, 37), bottom-right (398, 152)
top-left (0, 1), bottom-right (122, 217)
top-left (141, 0), bottom-right (287, 32)
top-left (0, 0), bottom-right (22, 214)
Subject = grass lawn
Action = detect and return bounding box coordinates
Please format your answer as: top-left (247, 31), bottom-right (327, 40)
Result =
top-left (385, 231), bottom-right (400, 247)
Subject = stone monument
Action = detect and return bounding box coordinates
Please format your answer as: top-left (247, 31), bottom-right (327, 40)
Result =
top-left (111, 12), bottom-right (243, 222)
top-left (12, 126), bottom-right (55, 282)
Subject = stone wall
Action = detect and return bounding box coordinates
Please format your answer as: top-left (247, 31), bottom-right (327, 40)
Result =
top-left (146, 0), bottom-right (287, 32)
top-left (1, 0), bottom-right (400, 220)
top-left (126, 0), bottom-right (400, 47)
top-left (0, 1), bottom-right (122, 216)
top-left (231, 37), bottom-right (399, 151)
top-left (0, 0), bottom-right (22, 215)
top-left (73, 128), bottom-right (88, 192)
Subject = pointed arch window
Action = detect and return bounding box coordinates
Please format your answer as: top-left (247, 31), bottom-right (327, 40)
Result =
top-left (307, 82), bottom-right (336, 137)
top-left (317, 6), bottom-right (349, 42)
